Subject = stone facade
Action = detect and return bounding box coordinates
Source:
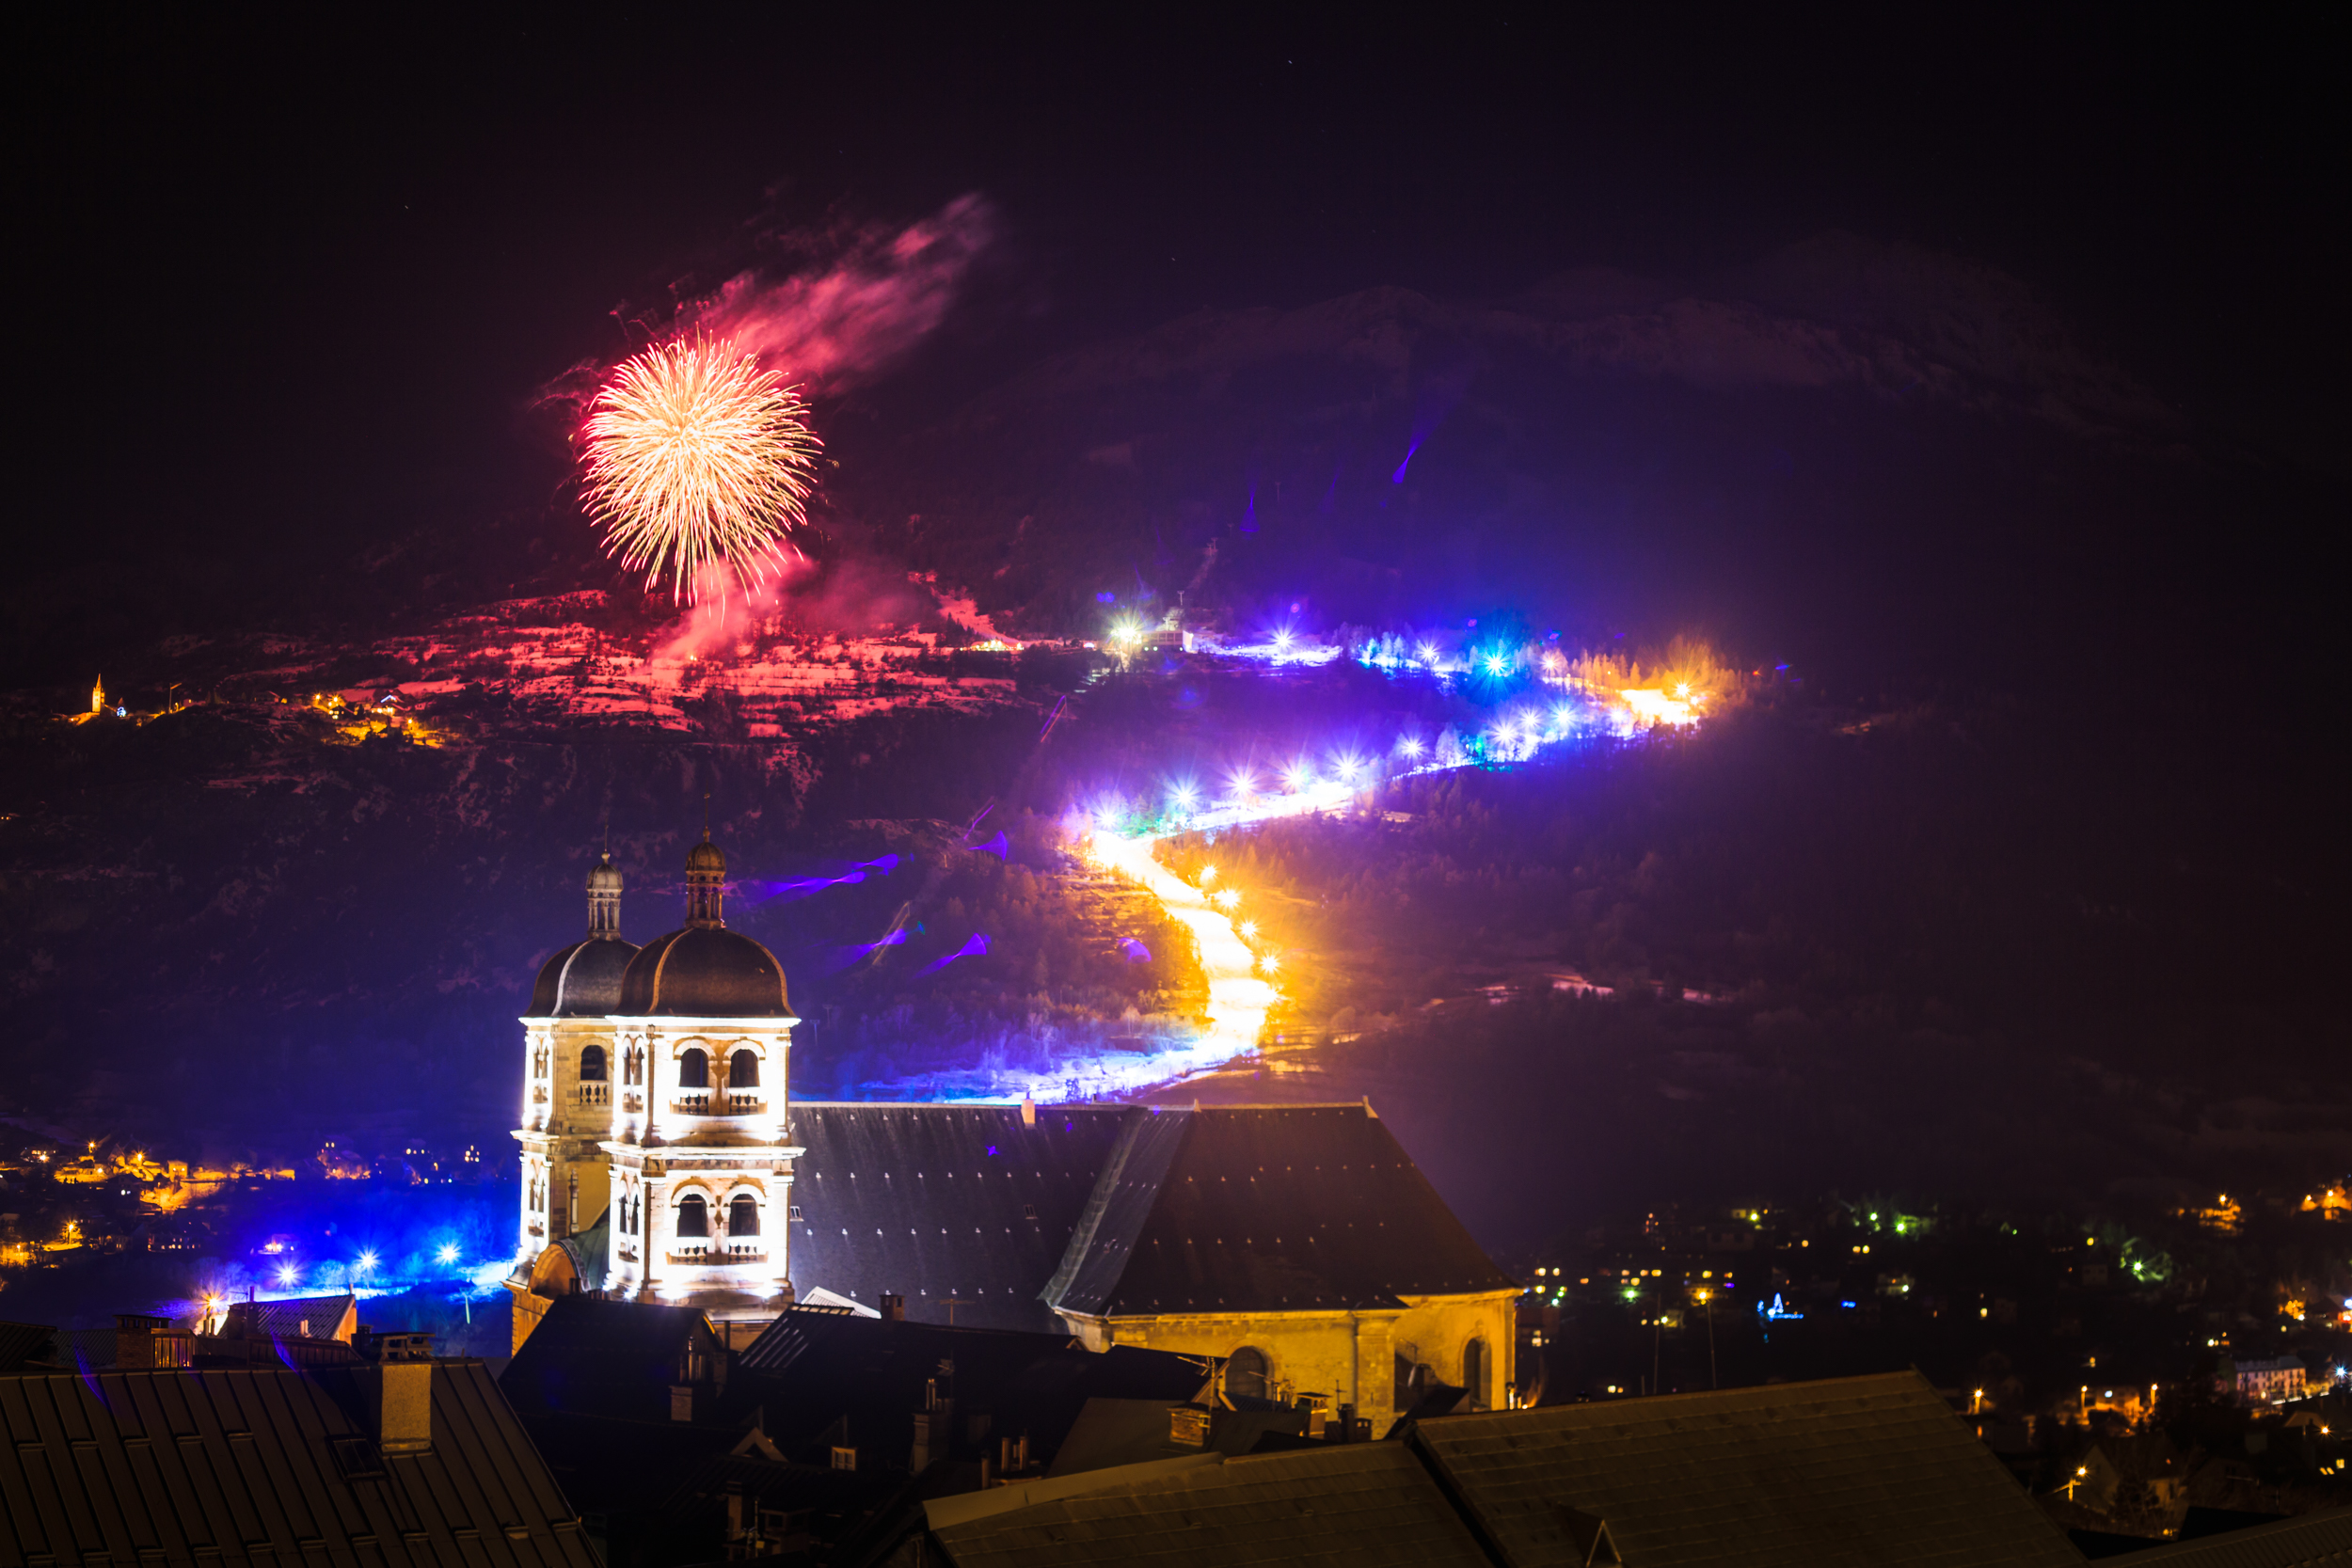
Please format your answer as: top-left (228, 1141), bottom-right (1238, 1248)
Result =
top-left (508, 839), bottom-right (803, 1346)
top-left (1061, 1291), bottom-right (1518, 1432)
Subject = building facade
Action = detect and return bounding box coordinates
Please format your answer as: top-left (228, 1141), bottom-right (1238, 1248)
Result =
top-left (507, 848), bottom-right (1519, 1426)
top-left (509, 834), bottom-right (802, 1343)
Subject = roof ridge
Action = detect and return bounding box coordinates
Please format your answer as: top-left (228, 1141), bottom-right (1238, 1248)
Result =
top-left (790, 1101), bottom-right (1132, 1111)
top-left (1415, 1370), bottom-right (1940, 1428)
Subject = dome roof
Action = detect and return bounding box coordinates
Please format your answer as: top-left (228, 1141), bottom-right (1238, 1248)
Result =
top-left (686, 837), bottom-right (727, 873)
top-left (616, 927), bottom-right (792, 1019)
top-left (587, 855), bottom-right (624, 895)
top-left (530, 937), bottom-right (642, 1017)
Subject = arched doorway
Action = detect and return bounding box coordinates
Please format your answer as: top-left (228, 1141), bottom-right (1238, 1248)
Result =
top-left (675, 1194), bottom-right (709, 1237)
top-left (1463, 1338), bottom-right (1489, 1410)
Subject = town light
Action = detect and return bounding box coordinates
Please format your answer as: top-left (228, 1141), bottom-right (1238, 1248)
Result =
top-left (437, 1243), bottom-right (461, 1265)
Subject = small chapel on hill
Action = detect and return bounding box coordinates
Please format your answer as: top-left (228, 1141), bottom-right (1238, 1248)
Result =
top-left (506, 835), bottom-right (1519, 1431)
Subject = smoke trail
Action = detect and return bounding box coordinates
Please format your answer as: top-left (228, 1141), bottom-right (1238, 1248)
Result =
top-left (689, 195), bottom-right (996, 394)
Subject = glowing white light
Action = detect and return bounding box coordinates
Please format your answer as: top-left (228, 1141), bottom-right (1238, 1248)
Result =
top-left (1333, 752), bottom-right (1363, 780)
top-left (1415, 642), bottom-right (1438, 664)
top-left (1225, 766), bottom-right (1257, 800)
top-left (1400, 736), bottom-right (1425, 758)
top-left (1212, 888), bottom-right (1240, 911)
top-left (1486, 654), bottom-right (1508, 676)
top-left (1237, 918), bottom-right (1260, 941)
top-left (1280, 760), bottom-right (1314, 792)
top-left (356, 1250), bottom-right (378, 1274)
top-left (1199, 865), bottom-right (1217, 885)
top-left (437, 1243), bottom-right (460, 1265)
top-left (277, 1265), bottom-right (299, 1287)
top-left (1259, 952), bottom-right (1280, 974)
top-left (1272, 627), bottom-right (1295, 652)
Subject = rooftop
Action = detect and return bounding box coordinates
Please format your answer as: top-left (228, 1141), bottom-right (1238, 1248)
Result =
top-left (1404, 1370), bottom-right (2082, 1567)
top-left (924, 1443), bottom-right (1494, 1568)
top-left (0, 1360), bottom-right (596, 1568)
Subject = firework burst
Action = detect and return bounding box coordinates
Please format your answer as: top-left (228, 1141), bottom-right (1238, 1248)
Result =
top-left (580, 334), bottom-right (821, 602)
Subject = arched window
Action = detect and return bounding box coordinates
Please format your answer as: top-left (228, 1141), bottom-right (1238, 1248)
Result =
top-left (675, 1194), bottom-right (708, 1237)
top-left (729, 1195), bottom-right (760, 1236)
top-left (678, 1048), bottom-right (708, 1087)
top-left (1462, 1338), bottom-right (1488, 1410)
top-left (579, 1044), bottom-right (607, 1083)
top-left (1226, 1346), bottom-right (1270, 1403)
top-left (729, 1049), bottom-right (759, 1087)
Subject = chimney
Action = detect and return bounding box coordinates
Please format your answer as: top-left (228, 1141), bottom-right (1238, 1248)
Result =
top-left (360, 1345), bottom-right (434, 1455)
top-left (113, 1313), bottom-right (169, 1370)
top-left (880, 1292), bottom-right (905, 1323)
top-left (1020, 1095), bottom-right (1036, 1127)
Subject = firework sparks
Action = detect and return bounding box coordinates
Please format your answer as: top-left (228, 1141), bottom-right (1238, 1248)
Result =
top-left (580, 334), bottom-right (822, 603)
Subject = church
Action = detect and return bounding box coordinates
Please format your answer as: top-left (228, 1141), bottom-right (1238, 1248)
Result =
top-left (506, 836), bottom-right (1520, 1432)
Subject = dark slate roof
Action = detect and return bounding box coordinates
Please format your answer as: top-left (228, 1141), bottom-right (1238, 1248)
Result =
top-left (1045, 1398), bottom-right (1307, 1478)
top-left (786, 1103), bottom-right (1136, 1332)
top-left (220, 1292), bottom-right (358, 1342)
top-left (0, 1360), bottom-right (596, 1568)
top-left (0, 1320), bottom-right (55, 1371)
top-left (925, 1443), bottom-right (1493, 1568)
top-left (529, 936), bottom-right (641, 1017)
top-left (616, 926), bottom-right (791, 1017)
top-left (1406, 1370), bottom-right (2083, 1567)
top-left (2115, 1504), bottom-right (2352, 1566)
top-left (732, 1306), bottom-right (1207, 1471)
top-left (500, 1296), bottom-right (714, 1422)
top-left (1042, 1105), bottom-right (1518, 1317)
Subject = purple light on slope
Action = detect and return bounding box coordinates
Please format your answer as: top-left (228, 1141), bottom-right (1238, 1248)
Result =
top-left (822, 925), bottom-right (910, 973)
top-left (1391, 440), bottom-right (1422, 483)
top-left (919, 932), bottom-right (991, 974)
top-left (968, 830), bottom-right (1009, 860)
top-left (1119, 938), bottom-right (1152, 963)
top-left (755, 854), bottom-right (901, 904)
top-left (1240, 488), bottom-right (1258, 533)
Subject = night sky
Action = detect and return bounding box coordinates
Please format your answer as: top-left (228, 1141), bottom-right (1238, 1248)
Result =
top-left (3, 8), bottom-right (2346, 1235)
top-left (13, 9), bottom-right (2341, 656)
